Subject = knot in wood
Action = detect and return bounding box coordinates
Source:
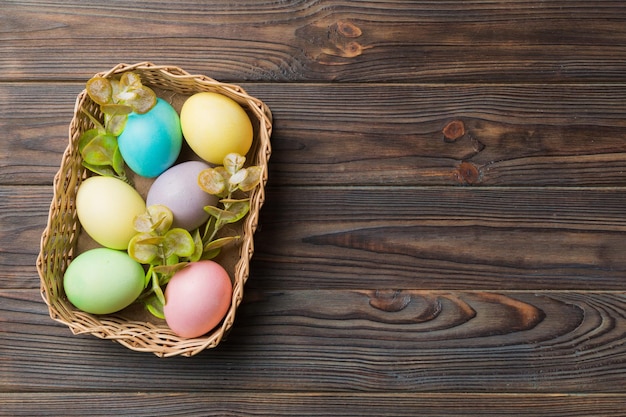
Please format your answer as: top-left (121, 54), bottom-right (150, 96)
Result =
top-left (369, 290), bottom-right (412, 312)
top-left (336, 20), bottom-right (362, 38)
top-left (454, 161), bottom-right (481, 185)
top-left (443, 120), bottom-right (466, 142)
top-left (340, 41), bottom-right (364, 58)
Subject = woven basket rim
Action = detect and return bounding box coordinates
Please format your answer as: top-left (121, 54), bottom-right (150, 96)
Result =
top-left (36, 62), bottom-right (272, 357)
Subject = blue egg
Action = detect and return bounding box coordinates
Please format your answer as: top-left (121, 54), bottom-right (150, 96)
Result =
top-left (118, 98), bottom-right (183, 178)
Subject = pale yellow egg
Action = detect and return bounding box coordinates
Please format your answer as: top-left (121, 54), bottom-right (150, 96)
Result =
top-left (76, 176), bottom-right (146, 250)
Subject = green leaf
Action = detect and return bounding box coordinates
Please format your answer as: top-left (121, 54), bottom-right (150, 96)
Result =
top-left (189, 228), bottom-right (204, 262)
top-left (104, 113), bottom-right (128, 136)
top-left (134, 235), bottom-right (164, 246)
top-left (225, 201), bottom-right (250, 224)
top-left (78, 129), bottom-right (100, 153)
top-left (166, 254), bottom-right (179, 265)
top-left (204, 205), bottom-right (238, 222)
top-left (80, 108), bottom-right (106, 133)
top-left (219, 197), bottom-right (250, 204)
top-left (101, 103), bottom-right (133, 116)
top-left (81, 133), bottom-right (118, 165)
top-left (143, 265), bottom-right (154, 289)
top-left (153, 262), bottom-right (188, 278)
top-left (112, 147), bottom-right (125, 176)
top-left (203, 235), bottom-right (240, 253)
top-left (201, 248), bottom-right (221, 260)
top-left (152, 271), bottom-right (166, 306)
top-left (81, 161), bottom-right (116, 177)
top-left (128, 232), bottom-right (160, 264)
top-left (144, 294), bottom-right (165, 319)
top-left (163, 228), bottom-right (195, 258)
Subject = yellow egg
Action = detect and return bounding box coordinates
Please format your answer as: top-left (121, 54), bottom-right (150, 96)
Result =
top-left (180, 92), bottom-right (253, 164)
top-left (76, 176), bottom-right (146, 250)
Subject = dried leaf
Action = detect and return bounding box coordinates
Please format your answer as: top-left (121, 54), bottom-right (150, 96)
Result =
top-left (223, 153), bottom-right (246, 175)
top-left (238, 165), bottom-right (263, 191)
top-left (86, 76), bottom-right (112, 106)
top-left (198, 168), bottom-right (226, 195)
top-left (147, 205), bottom-right (174, 235)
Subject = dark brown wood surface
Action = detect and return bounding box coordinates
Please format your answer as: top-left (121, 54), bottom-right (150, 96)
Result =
top-left (2, 1), bottom-right (626, 415)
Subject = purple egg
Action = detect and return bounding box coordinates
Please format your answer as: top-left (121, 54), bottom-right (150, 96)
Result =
top-left (146, 161), bottom-right (218, 231)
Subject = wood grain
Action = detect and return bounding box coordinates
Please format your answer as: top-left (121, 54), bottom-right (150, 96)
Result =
top-left (3, 1), bottom-right (626, 83)
top-left (2, 393), bottom-right (626, 417)
top-left (0, 186), bottom-right (51, 288)
top-left (250, 186), bottom-right (626, 290)
top-left (2, 289), bottom-right (625, 393)
top-left (3, 83), bottom-right (626, 186)
top-left (3, 1), bottom-right (626, 414)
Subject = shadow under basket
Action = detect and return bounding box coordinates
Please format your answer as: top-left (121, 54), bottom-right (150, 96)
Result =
top-left (36, 62), bottom-right (272, 357)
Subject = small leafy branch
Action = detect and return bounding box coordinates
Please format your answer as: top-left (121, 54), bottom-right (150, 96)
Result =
top-left (128, 153), bottom-right (263, 318)
top-left (197, 153), bottom-right (263, 257)
top-left (78, 72), bottom-right (157, 182)
top-left (128, 205), bottom-right (200, 318)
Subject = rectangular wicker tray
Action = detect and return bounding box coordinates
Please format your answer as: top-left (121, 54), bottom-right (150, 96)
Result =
top-left (36, 62), bottom-right (272, 357)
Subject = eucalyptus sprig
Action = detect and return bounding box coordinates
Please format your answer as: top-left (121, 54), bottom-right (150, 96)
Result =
top-left (197, 153), bottom-right (263, 259)
top-left (78, 72), bottom-right (157, 182)
top-left (128, 205), bottom-right (201, 318)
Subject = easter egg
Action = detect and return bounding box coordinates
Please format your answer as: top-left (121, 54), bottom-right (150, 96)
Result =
top-left (76, 176), bottom-right (146, 250)
top-left (118, 98), bottom-right (183, 178)
top-left (146, 161), bottom-right (219, 231)
top-left (64, 248), bottom-right (145, 315)
top-left (180, 92), bottom-right (253, 165)
top-left (163, 260), bottom-right (232, 338)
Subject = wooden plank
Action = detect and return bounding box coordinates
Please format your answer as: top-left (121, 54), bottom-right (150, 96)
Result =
top-left (250, 186), bottom-right (626, 290)
top-left (0, 186), bottom-right (51, 288)
top-left (3, 1), bottom-right (626, 83)
top-left (8, 185), bottom-right (626, 290)
top-left (1, 393), bottom-right (626, 417)
top-left (2, 289), bottom-right (625, 393)
top-left (0, 83), bottom-right (75, 185)
top-left (3, 83), bottom-right (626, 186)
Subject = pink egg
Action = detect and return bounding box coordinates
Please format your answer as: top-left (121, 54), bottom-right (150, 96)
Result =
top-left (163, 261), bottom-right (232, 338)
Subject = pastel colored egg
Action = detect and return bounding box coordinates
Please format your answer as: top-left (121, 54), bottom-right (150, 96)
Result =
top-left (76, 176), bottom-right (146, 250)
top-left (146, 161), bottom-right (218, 231)
top-left (63, 248), bottom-right (145, 315)
top-left (180, 92), bottom-right (253, 165)
top-left (118, 98), bottom-right (183, 178)
top-left (163, 260), bottom-right (232, 338)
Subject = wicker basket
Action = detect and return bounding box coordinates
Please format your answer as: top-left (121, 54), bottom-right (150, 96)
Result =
top-left (36, 62), bottom-right (272, 357)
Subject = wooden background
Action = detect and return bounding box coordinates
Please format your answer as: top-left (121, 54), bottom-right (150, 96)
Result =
top-left (2, 1), bottom-right (626, 415)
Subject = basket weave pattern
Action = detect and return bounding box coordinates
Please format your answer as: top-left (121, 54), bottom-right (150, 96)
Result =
top-left (36, 62), bottom-right (272, 357)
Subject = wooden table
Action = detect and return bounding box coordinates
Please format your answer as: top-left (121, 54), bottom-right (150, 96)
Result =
top-left (2, 1), bottom-right (626, 415)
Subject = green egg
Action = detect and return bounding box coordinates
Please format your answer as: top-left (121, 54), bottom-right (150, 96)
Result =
top-left (63, 248), bottom-right (145, 314)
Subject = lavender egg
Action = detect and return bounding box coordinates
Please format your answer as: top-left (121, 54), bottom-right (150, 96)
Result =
top-left (146, 161), bottom-right (218, 231)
